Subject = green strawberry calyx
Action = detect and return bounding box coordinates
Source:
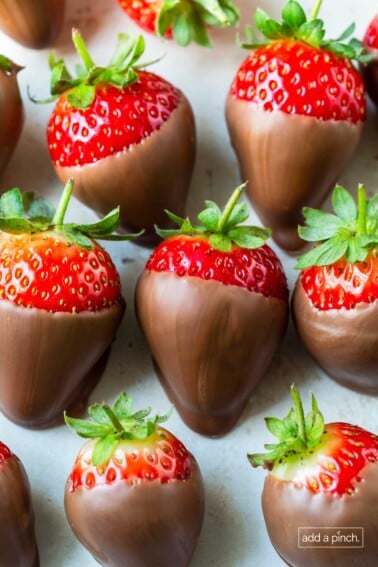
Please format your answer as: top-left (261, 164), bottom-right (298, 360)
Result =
top-left (240, 0), bottom-right (372, 64)
top-left (0, 54), bottom-right (23, 75)
top-left (247, 384), bottom-right (325, 470)
top-left (295, 183), bottom-right (378, 269)
top-left (156, 183), bottom-right (271, 252)
top-left (30, 31), bottom-right (155, 109)
top-left (65, 392), bottom-right (171, 466)
top-left (158, 0), bottom-right (239, 48)
top-left (0, 179), bottom-right (142, 249)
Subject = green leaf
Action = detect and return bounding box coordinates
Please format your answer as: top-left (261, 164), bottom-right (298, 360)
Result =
top-left (346, 237), bottom-right (369, 264)
top-left (265, 417), bottom-right (286, 439)
top-left (296, 237), bottom-right (348, 269)
top-left (226, 202), bottom-right (249, 227)
top-left (88, 404), bottom-right (114, 425)
top-left (197, 207), bottom-right (220, 231)
top-left (66, 84), bottom-right (96, 109)
top-left (335, 22), bottom-right (355, 42)
top-left (299, 208), bottom-right (343, 241)
top-left (64, 414), bottom-right (109, 438)
top-left (77, 207), bottom-right (121, 237)
top-left (22, 192), bottom-right (55, 222)
top-left (367, 195), bottom-right (378, 220)
top-left (62, 227), bottom-right (93, 249)
top-left (209, 233), bottom-right (232, 251)
top-left (0, 188), bottom-right (24, 218)
top-left (254, 8), bottom-right (269, 34)
top-left (282, 0), bottom-right (306, 29)
top-left (112, 392), bottom-right (133, 420)
top-left (228, 226), bottom-right (268, 249)
top-left (172, 12), bottom-right (194, 47)
top-left (92, 434), bottom-right (118, 466)
top-left (332, 185), bottom-right (357, 221)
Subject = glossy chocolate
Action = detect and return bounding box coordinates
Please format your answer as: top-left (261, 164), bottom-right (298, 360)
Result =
top-left (0, 0), bottom-right (64, 49)
top-left (64, 457), bottom-right (205, 567)
top-left (225, 100), bottom-right (363, 252)
top-left (54, 96), bottom-right (196, 245)
top-left (0, 299), bottom-right (125, 428)
top-left (0, 61), bottom-right (23, 179)
top-left (292, 279), bottom-right (378, 395)
top-left (136, 271), bottom-right (288, 436)
top-left (0, 454), bottom-right (39, 566)
top-left (262, 463), bottom-right (378, 567)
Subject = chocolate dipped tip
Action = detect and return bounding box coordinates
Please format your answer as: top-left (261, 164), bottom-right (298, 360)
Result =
top-left (262, 463), bottom-right (378, 567)
top-left (225, 98), bottom-right (363, 251)
top-left (0, 454), bottom-right (39, 566)
top-left (0, 299), bottom-right (125, 428)
top-left (136, 271), bottom-right (288, 437)
top-left (53, 94), bottom-right (196, 239)
top-left (64, 458), bottom-right (205, 566)
top-left (292, 279), bottom-right (378, 395)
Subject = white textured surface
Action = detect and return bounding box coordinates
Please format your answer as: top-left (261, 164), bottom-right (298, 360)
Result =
top-left (0, 1), bottom-right (377, 566)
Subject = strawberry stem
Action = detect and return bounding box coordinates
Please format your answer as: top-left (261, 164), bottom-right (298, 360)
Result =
top-left (357, 184), bottom-right (367, 236)
top-left (102, 406), bottom-right (124, 434)
top-left (72, 28), bottom-right (95, 71)
top-left (217, 183), bottom-right (245, 233)
top-left (52, 178), bottom-right (74, 225)
top-left (291, 384), bottom-right (307, 447)
top-left (309, 0), bottom-right (323, 20)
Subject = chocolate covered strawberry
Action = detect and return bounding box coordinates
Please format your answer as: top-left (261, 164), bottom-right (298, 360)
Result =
top-left (0, 55), bottom-right (23, 180)
top-left (0, 180), bottom-right (136, 428)
top-left (360, 14), bottom-right (378, 108)
top-left (292, 183), bottom-right (378, 394)
top-left (226, 0), bottom-right (368, 251)
top-left (248, 385), bottom-right (378, 567)
top-left (64, 392), bottom-right (205, 566)
top-left (0, 0), bottom-right (64, 49)
top-left (0, 440), bottom-right (39, 566)
top-left (118, 0), bottom-right (239, 47)
top-left (38, 30), bottom-right (195, 244)
top-left (136, 185), bottom-right (289, 437)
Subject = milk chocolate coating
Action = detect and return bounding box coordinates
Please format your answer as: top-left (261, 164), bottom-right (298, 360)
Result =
top-left (225, 100), bottom-right (363, 251)
top-left (262, 463), bottom-right (378, 567)
top-left (292, 279), bottom-right (378, 395)
top-left (54, 96), bottom-right (196, 244)
top-left (64, 459), bottom-right (205, 567)
top-left (0, 454), bottom-right (39, 566)
top-left (0, 0), bottom-right (64, 49)
top-left (0, 64), bottom-right (23, 179)
top-left (0, 299), bottom-right (125, 428)
top-left (135, 272), bottom-right (288, 436)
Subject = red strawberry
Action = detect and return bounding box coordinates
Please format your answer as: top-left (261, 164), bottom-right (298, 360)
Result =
top-left (0, 440), bottom-right (39, 566)
top-left (292, 183), bottom-right (378, 394)
top-left (0, 0), bottom-right (64, 49)
top-left (361, 14), bottom-right (378, 108)
top-left (117, 0), bottom-right (239, 47)
top-left (64, 392), bottom-right (205, 566)
top-left (225, 0), bottom-right (367, 252)
top-left (136, 185), bottom-right (289, 436)
top-left (37, 31), bottom-right (196, 244)
top-left (0, 55), bottom-right (23, 180)
top-left (248, 385), bottom-right (378, 567)
top-left (0, 180), bottom-right (134, 428)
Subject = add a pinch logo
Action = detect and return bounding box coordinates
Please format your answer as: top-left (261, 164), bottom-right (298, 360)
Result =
top-left (298, 527), bottom-right (364, 548)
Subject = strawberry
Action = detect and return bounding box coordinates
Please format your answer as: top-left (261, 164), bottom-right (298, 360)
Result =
top-left (0, 440), bottom-right (39, 566)
top-left (361, 14), bottom-right (378, 108)
top-left (248, 385), bottom-right (378, 567)
top-left (64, 392), bottom-right (205, 566)
top-left (0, 179), bottom-right (136, 428)
top-left (225, 0), bottom-right (368, 252)
top-left (292, 183), bottom-right (378, 394)
top-left (136, 185), bottom-right (289, 436)
top-left (36, 31), bottom-right (196, 244)
top-left (0, 55), bottom-right (23, 180)
top-left (117, 0), bottom-right (239, 47)
top-left (0, 0), bottom-right (64, 49)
